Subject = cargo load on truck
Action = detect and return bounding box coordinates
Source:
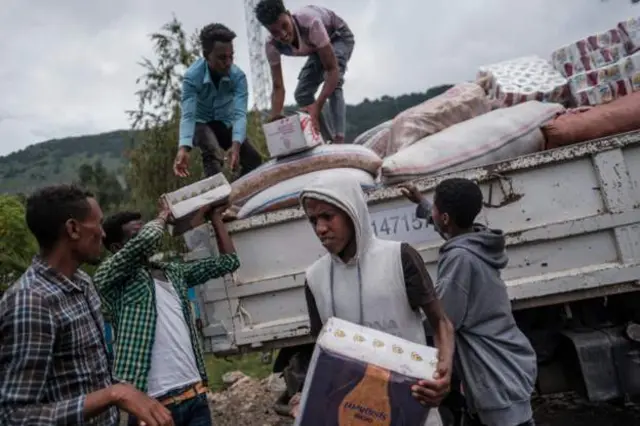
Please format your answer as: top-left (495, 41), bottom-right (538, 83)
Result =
top-left (552, 20), bottom-right (640, 106)
top-left (381, 101), bottom-right (565, 184)
top-left (225, 14), bottom-right (640, 222)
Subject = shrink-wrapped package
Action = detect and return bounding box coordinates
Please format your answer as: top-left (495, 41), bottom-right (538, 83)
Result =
top-left (552, 28), bottom-right (625, 77)
top-left (477, 56), bottom-right (569, 107)
top-left (295, 317), bottom-right (439, 426)
top-left (618, 16), bottom-right (640, 54)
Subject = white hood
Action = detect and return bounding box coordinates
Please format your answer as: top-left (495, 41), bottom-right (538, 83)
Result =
top-left (299, 173), bottom-right (374, 264)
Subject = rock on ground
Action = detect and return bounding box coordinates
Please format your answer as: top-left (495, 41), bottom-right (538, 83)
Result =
top-left (208, 372), bottom-right (292, 426)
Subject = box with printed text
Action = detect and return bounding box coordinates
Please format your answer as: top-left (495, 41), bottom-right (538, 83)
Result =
top-left (262, 112), bottom-right (324, 158)
top-left (295, 317), bottom-right (439, 426)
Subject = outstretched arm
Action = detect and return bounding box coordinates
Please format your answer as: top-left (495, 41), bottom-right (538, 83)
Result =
top-left (181, 209), bottom-right (240, 287)
top-left (94, 217), bottom-right (166, 308)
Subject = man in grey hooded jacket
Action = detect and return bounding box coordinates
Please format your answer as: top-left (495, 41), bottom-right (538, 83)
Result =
top-left (401, 178), bottom-right (537, 426)
top-left (290, 174), bottom-right (456, 425)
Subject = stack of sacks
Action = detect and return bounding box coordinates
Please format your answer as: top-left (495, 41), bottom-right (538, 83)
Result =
top-left (618, 17), bottom-right (640, 54)
top-left (387, 82), bottom-right (492, 157)
top-left (353, 120), bottom-right (393, 158)
top-left (477, 56), bottom-right (569, 107)
top-left (381, 101), bottom-right (565, 185)
top-left (542, 91), bottom-right (640, 150)
top-left (552, 23), bottom-right (640, 106)
top-left (295, 317), bottom-right (439, 425)
top-left (229, 144), bottom-right (382, 219)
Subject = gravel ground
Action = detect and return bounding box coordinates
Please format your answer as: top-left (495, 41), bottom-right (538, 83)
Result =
top-left (532, 392), bottom-right (640, 426)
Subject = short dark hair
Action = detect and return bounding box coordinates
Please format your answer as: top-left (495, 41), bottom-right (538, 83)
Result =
top-left (255, 0), bottom-right (287, 27)
top-left (199, 23), bottom-right (236, 57)
top-left (102, 211), bottom-right (142, 249)
top-left (434, 178), bottom-right (483, 228)
top-left (26, 185), bottom-right (94, 251)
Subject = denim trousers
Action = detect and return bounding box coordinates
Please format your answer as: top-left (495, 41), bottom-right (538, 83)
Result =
top-left (127, 393), bottom-right (212, 426)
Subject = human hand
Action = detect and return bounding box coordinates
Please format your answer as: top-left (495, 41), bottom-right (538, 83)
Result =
top-left (411, 366), bottom-right (451, 406)
top-left (110, 383), bottom-right (174, 426)
top-left (228, 142), bottom-right (241, 172)
top-left (398, 182), bottom-right (423, 204)
top-left (173, 147), bottom-right (191, 178)
top-left (268, 113), bottom-right (285, 123)
top-left (289, 392), bottom-right (301, 418)
top-left (302, 103), bottom-right (321, 133)
top-left (157, 197), bottom-right (172, 224)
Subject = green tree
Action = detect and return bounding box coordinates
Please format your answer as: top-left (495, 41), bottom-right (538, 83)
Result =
top-left (76, 160), bottom-right (128, 215)
top-left (0, 195), bottom-right (37, 293)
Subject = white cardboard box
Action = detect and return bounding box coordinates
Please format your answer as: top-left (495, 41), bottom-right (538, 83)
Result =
top-left (164, 173), bottom-right (231, 236)
top-left (262, 112), bottom-right (324, 158)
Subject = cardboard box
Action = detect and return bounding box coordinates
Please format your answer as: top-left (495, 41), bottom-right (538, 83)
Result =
top-left (262, 112), bottom-right (323, 158)
top-left (164, 173), bottom-right (231, 236)
top-left (295, 317), bottom-right (439, 426)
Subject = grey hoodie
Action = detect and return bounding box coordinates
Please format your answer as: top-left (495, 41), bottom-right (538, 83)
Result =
top-left (418, 201), bottom-right (537, 426)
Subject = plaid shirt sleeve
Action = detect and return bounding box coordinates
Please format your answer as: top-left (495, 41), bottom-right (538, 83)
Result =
top-left (0, 290), bottom-right (86, 425)
top-left (94, 219), bottom-right (165, 310)
top-left (180, 253), bottom-right (241, 288)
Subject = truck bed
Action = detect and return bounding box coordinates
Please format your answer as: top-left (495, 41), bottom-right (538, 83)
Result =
top-left (188, 131), bottom-right (640, 355)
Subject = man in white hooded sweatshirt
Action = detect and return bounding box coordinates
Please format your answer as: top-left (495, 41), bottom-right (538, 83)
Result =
top-left (289, 174), bottom-right (455, 425)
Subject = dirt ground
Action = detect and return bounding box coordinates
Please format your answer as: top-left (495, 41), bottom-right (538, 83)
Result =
top-left (120, 372), bottom-right (640, 425)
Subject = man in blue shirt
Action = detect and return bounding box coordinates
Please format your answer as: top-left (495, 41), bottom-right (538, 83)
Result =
top-left (173, 23), bottom-right (263, 179)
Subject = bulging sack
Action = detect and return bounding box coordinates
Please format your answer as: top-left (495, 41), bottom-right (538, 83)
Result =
top-left (230, 144), bottom-right (382, 205)
top-left (353, 120), bottom-right (392, 145)
top-left (237, 168), bottom-right (377, 219)
top-left (381, 101), bottom-right (565, 184)
top-left (388, 83), bottom-right (491, 156)
top-left (542, 91), bottom-right (640, 150)
top-left (295, 317), bottom-right (439, 426)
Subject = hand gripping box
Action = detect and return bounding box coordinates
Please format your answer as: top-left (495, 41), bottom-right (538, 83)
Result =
top-left (262, 112), bottom-right (324, 159)
top-left (164, 172), bottom-right (231, 236)
top-left (295, 317), bottom-right (439, 426)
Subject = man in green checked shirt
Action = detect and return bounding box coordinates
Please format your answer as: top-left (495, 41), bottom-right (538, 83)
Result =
top-left (94, 199), bottom-right (239, 426)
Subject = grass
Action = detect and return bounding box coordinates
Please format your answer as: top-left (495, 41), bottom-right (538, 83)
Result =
top-left (204, 353), bottom-right (274, 392)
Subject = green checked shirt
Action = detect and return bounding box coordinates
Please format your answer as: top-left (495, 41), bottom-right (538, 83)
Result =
top-left (94, 219), bottom-right (240, 392)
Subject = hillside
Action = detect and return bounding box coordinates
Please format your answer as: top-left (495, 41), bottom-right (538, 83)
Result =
top-left (0, 85), bottom-right (452, 194)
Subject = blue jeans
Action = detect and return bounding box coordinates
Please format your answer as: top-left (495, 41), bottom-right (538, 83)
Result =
top-left (128, 393), bottom-right (211, 426)
top-left (294, 28), bottom-right (355, 139)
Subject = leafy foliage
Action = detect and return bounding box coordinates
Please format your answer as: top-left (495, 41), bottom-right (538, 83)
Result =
top-left (76, 161), bottom-right (128, 216)
top-left (0, 195), bottom-right (37, 292)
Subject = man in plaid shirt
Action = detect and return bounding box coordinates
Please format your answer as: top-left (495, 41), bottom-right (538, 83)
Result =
top-left (0, 185), bottom-right (173, 426)
top-left (95, 200), bottom-right (239, 426)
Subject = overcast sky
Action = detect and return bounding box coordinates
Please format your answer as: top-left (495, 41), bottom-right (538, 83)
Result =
top-left (0, 0), bottom-right (638, 156)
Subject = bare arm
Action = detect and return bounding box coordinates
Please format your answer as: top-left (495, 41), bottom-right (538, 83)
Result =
top-left (270, 63), bottom-right (286, 118)
top-left (210, 209), bottom-right (235, 255)
top-left (314, 44), bottom-right (340, 110)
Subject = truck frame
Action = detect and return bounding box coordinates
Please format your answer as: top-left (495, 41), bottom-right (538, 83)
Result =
top-left (187, 130), bottom-right (640, 402)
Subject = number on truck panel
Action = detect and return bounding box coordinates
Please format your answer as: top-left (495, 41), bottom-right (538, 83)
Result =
top-left (371, 212), bottom-right (423, 237)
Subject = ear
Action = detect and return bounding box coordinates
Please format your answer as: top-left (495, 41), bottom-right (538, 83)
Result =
top-left (441, 212), bottom-right (451, 227)
top-left (65, 219), bottom-right (81, 241)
